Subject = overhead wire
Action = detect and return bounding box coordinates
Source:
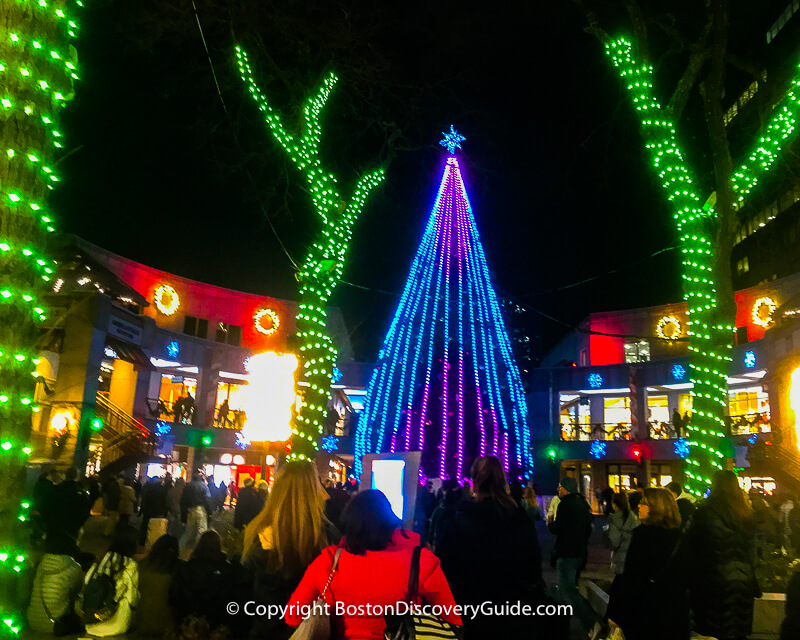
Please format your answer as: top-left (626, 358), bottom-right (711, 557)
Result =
top-left (191, 1), bottom-right (300, 271)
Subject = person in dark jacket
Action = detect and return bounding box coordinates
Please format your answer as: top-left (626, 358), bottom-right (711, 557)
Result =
top-left (135, 534), bottom-right (181, 637)
top-left (547, 476), bottom-right (597, 634)
top-left (438, 456), bottom-right (545, 638)
top-left (170, 530), bottom-right (238, 632)
top-left (234, 478), bottom-right (263, 530)
top-left (42, 467), bottom-right (91, 556)
top-left (686, 470), bottom-right (759, 640)
top-left (139, 477), bottom-right (169, 546)
top-left (605, 487), bottom-right (688, 640)
top-left (427, 479), bottom-right (462, 554)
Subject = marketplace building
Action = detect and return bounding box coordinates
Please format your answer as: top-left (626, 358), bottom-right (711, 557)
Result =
top-left (26, 235), bottom-right (800, 508)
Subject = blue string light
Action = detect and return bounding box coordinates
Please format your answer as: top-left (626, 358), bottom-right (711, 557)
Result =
top-left (235, 431), bottom-right (250, 450)
top-left (674, 438), bottom-right (691, 459)
top-left (321, 434), bottom-right (339, 453)
top-left (155, 421), bottom-right (171, 437)
top-left (590, 440), bottom-right (607, 459)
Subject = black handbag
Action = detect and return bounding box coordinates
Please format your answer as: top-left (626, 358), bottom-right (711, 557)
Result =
top-left (384, 546), bottom-right (463, 640)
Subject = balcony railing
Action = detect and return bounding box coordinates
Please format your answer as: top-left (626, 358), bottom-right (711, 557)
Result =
top-left (560, 422), bottom-right (632, 442)
top-left (146, 397), bottom-right (194, 425)
top-left (726, 411), bottom-right (770, 436)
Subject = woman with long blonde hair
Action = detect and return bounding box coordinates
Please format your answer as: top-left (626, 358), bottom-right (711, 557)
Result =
top-left (243, 460), bottom-right (338, 640)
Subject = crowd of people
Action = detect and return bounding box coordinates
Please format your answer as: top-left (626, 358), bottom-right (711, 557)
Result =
top-left (22, 460), bottom-right (800, 640)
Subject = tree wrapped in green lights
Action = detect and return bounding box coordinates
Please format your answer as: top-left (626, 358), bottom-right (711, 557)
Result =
top-left (580, 4), bottom-right (800, 495)
top-left (0, 0), bottom-right (82, 633)
top-left (235, 47), bottom-right (385, 461)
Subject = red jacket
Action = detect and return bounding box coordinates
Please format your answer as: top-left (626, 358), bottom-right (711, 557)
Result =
top-left (286, 529), bottom-right (462, 640)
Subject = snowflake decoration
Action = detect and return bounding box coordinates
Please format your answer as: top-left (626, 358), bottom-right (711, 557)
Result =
top-left (167, 341), bottom-right (180, 359)
top-left (674, 438), bottom-right (691, 459)
top-left (321, 435), bottom-right (339, 453)
top-left (589, 440), bottom-right (607, 459)
top-left (748, 433), bottom-right (758, 445)
top-left (671, 364), bottom-right (686, 380)
top-left (439, 125), bottom-right (466, 154)
top-left (744, 350), bottom-right (756, 369)
top-left (155, 421), bottom-right (171, 437)
top-left (331, 366), bottom-right (343, 384)
top-left (588, 373), bottom-right (603, 388)
top-left (235, 431), bottom-right (250, 449)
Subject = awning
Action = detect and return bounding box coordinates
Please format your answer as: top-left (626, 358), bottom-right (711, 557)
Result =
top-left (105, 336), bottom-right (155, 370)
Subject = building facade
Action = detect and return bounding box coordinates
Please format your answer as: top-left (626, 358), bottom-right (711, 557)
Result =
top-left (30, 236), bottom-right (354, 487)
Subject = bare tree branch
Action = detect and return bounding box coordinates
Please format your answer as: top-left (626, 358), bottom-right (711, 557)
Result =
top-left (572, 0), bottom-right (611, 44)
top-left (623, 0), bottom-right (650, 62)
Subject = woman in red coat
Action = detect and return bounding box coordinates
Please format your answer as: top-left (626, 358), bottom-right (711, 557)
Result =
top-left (286, 490), bottom-right (462, 640)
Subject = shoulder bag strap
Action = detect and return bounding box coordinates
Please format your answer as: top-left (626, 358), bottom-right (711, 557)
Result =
top-left (319, 547), bottom-right (342, 600)
top-left (39, 579), bottom-right (55, 623)
top-left (405, 546), bottom-right (422, 603)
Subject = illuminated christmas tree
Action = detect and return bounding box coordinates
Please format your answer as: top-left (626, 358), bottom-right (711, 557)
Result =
top-left (0, 0), bottom-right (83, 633)
top-left (355, 128), bottom-right (532, 481)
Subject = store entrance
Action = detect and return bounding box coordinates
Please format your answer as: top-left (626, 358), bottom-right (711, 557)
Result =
top-left (607, 463), bottom-right (638, 492)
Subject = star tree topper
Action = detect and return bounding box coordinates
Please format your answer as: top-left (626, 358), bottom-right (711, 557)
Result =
top-left (439, 125), bottom-right (466, 154)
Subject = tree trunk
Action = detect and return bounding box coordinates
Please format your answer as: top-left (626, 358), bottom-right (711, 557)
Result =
top-left (292, 239), bottom-right (337, 460)
top-left (0, 0), bottom-right (77, 626)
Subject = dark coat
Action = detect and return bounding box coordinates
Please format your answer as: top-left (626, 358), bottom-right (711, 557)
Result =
top-left (781, 571), bottom-right (800, 640)
top-left (437, 499), bottom-right (543, 637)
top-left (548, 492), bottom-right (592, 559)
top-left (234, 486), bottom-right (264, 530)
top-left (42, 480), bottom-right (91, 554)
top-left (140, 480), bottom-right (169, 518)
top-left (686, 498), bottom-right (759, 639)
top-left (170, 551), bottom-right (246, 633)
top-left (676, 497), bottom-right (696, 532)
top-left (608, 524), bottom-right (689, 640)
top-left (243, 522), bottom-right (339, 640)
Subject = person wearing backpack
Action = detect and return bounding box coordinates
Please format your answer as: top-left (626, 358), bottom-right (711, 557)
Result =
top-left (79, 524), bottom-right (140, 636)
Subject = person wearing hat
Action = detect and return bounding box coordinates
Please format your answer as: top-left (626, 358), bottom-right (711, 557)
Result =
top-left (548, 477), bottom-right (597, 634)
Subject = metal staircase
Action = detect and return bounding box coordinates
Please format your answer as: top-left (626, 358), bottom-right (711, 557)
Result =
top-left (747, 439), bottom-right (800, 493)
top-left (90, 394), bottom-right (155, 476)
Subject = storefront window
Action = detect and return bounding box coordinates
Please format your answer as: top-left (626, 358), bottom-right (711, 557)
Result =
top-left (728, 385), bottom-right (770, 435)
top-left (607, 464), bottom-right (638, 492)
top-left (215, 382), bottom-right (248, 429)
top-left (603, 397), bottom-right (632, 440)
top-left (559, 394), bottom-right (590, 441)
top-left (650, 464), bottom-right (672, 487)
top-left (647, 395), bottom-right (674, 439)
top-left (155, 375), bottom-right (197, 424)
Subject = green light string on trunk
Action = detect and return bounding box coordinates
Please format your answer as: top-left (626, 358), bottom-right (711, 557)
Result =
top-left (235, 47), bottom-right (384, 460)
top-left (604, 36), bottom-right (800, 496)
top-left (0, 0), bottom-right (84, 634)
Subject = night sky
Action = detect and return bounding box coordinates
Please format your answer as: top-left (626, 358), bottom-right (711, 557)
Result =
top-left (52, 0), bottom-right (710, 363)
